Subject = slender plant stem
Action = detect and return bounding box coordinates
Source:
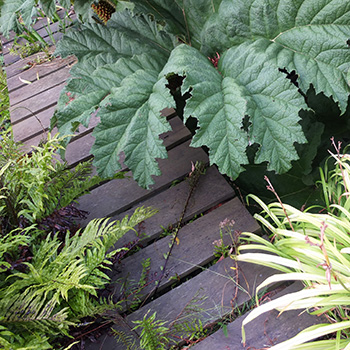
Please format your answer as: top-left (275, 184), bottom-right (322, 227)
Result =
top-left (265, 175), bottom-right (294, 232)
top-left (144, 162), bottom-right (206, 302)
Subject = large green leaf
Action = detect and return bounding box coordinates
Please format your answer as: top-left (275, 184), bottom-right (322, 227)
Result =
top-left (200, 0), bottom-right (350, 112)
top-left (0, 0), bottom-right (36, 37)
top-left (91, 54), bottom-right (175, 187)
top-left (181, 0), bottom-right (222, 48)
top-left (131, 0), bottom-right (186, 38)
top-left (53, 10), bottom-right (177, 135)
top-left (162, 43), bottom-right (306, 176)
top-left (52, 54), bottom-right (118, 136)
top-left (55, 10), bottom-right (175, 61)
top-left (52, 0), bottom-right (350, 188)
top-left (39, 0), bottom-right (71, 17)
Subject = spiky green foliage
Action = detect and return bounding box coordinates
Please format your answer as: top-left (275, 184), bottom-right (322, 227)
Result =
top-left (0, 133), bottom-right (103, 229)
top-left (236, 149), bottom-right (350, 349)
top-left (0, 208), bottom-right (157, 348)
top-left (0, 126), bottom-right (157, 348)
top-left (0, 227), bottom-right (32, 273)
top-left (133, 311), bottom-right (171, 350)
top-left (0, 61), bottom-right (10, 136)
top-left (0, 0), bottom-right (70, 37)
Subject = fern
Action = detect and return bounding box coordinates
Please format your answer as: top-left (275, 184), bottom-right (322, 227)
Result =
top-left (0, 133), bottom-right (104, 230)
top-left (139, 258), bottom-right (151, 288)
top-left (173, 318), bottom-right (207, 341)
top-left (0, 227), bottom-right (31, 273)
top-left (0, 208), bottom-right (157, 347)
top-left (133, 311), bottom-right (171, 350)
top-left (112, 329), bottom-right (137, 350)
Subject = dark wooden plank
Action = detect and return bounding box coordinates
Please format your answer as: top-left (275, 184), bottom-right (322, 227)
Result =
top-left (12, 105), bottom-right (56, 142)
top-left (9, 64), bottom-right (70, 106)
top-left (87, 257), bottom-right (277, 349)
top-left (17, 127), bottom-right (58, 153)
top-left (77, 140), bottom-right (209, 222)
top-left (110, 198), bottom-right (260, 308)
top-left (4, 47), bottom-right (57, 79)
top-left (7, 55), bottom-right (75, 92)
top-left (3, 31), bottom-right (63, 66)
top-left (128, 261), bottom-right (277, 346)
top-left (159, 107), bottom-right (176, 118)
top-left (15, 109), bottom-right (98, 146)
top-left (112, 166), bottom-right (235, 249)
top-left (10, 82), bottom-right (65, 124)
top-left (191, 282), bottom-right (327, 350)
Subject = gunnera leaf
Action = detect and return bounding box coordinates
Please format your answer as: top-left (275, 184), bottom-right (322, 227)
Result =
top-left (52, 0), bottom-right (350, 188)
top-left (91, 54), bottom-right (175, 188)
top-left (39, 0), bottom-right (70, 18)
top-left (0, 0), bottom-right (37, 37)
top-left (53, 10), bottom-right (177, 187)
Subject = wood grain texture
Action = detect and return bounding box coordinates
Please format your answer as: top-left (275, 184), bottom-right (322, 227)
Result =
top-left (110, 197), bottom-right (260, 310)
top-left (111, 166), bottom-right (235, 249)
top-left (9, 64), bottom-right (70, 106)
top-left (77, 140), bottom-right (209, 222)
top-left (7, 55), bottom-right (75, 93)
top-left (10, 82), bottom-right (65, 124)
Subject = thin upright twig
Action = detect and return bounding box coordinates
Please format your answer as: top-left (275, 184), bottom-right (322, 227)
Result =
top-left (264, 175), bottom-right (294, 232)
top-left (144, 161), bottom-right (205, 302)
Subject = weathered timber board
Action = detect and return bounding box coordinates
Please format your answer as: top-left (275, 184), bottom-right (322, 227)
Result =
top-left (12, 105), bottom-right (56, 142)
top-left (10, 82), bottom-right (65, 124)
top-left (15, 109), bottom-right (97, 147)
top-left (16, 112), bottom-right (94, 151)
top-left (3, 31), bottom-right (63, 66)
top-left (111, 166), bottom-right (235, 249)
top-left (191, 282), bottom-right (327, 350)
top-left (77, 140), bottom-right (209, 222)
top-left (9, 64), bottom-right (71, 106)
top-left (6, 55), bottom-right (75, 93)
top-left (86, 256), bottom-right (277, 349)
top-left (4, 48), bottom-right (56, 79)
top-left (110, 198), bottom-right (260, 310)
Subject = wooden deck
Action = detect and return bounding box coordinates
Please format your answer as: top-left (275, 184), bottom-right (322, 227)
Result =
top-left (1, 17), bottom-right (325, 350)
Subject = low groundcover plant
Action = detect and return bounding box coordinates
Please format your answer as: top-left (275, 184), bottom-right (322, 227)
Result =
top-left (0, 132), bottom-right (157, 349)
top-left (236, 143), bottom-right (350, 349)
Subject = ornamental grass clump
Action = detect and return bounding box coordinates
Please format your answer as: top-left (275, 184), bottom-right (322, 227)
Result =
top-left (236, 141), bottom-right (350, 349)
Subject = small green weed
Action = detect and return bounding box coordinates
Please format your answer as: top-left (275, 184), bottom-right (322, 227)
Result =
top-left (213, 218), bottom-right (241, 262)
top-left (133, 311), bottom-right (172, 350)
top-left (9, 40), bottom-right (50, 59)
top-left (0, 56), bottom-right (10, 136)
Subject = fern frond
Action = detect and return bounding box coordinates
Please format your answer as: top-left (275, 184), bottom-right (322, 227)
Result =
top-left (0, 133), bottom-right (105, 227)
top-left (133, 311), bottom-right (171, 350)
top-left (112, 329), bottom-right (137, 350)
top-left (43, 159), bottom-right (104, 216)
top-left (0, 292), bottom-right (73, 337)
top-left (0, 228), bottom-right (31, 273)
top-left (102, 206), bottom-right (158, 250)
